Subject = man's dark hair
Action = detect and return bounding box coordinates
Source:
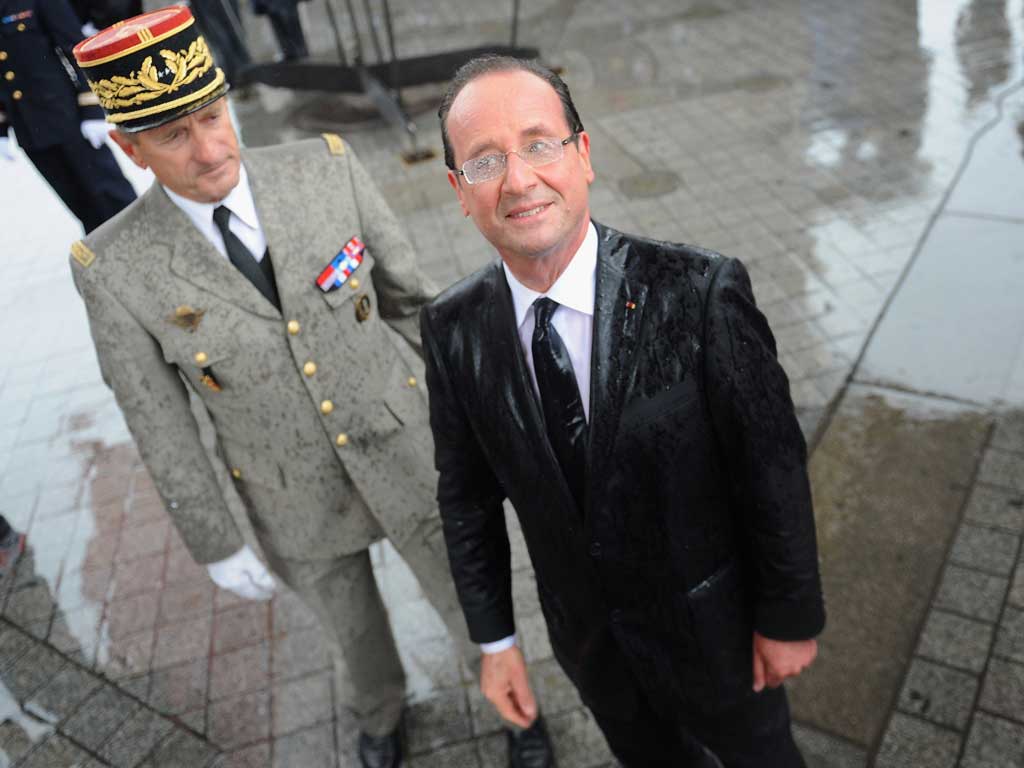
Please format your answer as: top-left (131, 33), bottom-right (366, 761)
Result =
top-left (438, 55), bottom-right (585, 171)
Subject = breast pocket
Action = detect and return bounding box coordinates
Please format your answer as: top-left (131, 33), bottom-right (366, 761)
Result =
top-left (622, 379), bottom-right (699, 428)
top-left (319, 250), bottom-right (376, 314)
top-left (220, 439), bottom-right (287, 492)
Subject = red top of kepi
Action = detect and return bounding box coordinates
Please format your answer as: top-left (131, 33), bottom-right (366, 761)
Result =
top-left (73, 6), bottom-right (194, 66)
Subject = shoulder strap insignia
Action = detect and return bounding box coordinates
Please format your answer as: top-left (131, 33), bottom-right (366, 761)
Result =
top-left (71, 240), bottom-right (96, 268)
top-left (322, 132), bottom-right (346, 157)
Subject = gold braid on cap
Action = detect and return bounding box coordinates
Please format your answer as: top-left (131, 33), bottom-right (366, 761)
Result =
top-left (88, 36), bottom-right (213, 110)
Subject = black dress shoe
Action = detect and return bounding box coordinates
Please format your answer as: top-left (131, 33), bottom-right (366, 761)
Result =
top-left (508, 715), bottom-right (555, 768)
top-left (358, 728), bottom-right (402, 768)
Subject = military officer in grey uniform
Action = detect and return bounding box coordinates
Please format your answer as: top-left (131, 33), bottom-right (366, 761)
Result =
top-left (70, 8), bottom-right (553, 768)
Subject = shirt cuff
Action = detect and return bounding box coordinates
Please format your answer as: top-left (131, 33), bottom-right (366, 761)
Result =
top-left (480, 634), bottom-right (517, 655)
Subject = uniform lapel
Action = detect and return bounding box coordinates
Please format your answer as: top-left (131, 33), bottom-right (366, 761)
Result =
top-left (588, 223), bottom-right (648, 493)
top-left (159, 183), bottom-right (280, 319)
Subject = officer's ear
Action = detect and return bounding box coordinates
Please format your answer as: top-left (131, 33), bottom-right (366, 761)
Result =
top-left (109, 129), bottom-right (149, 170)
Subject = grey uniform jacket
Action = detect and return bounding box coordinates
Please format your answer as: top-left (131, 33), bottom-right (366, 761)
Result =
top-left (70, 136), bottom-right (438, 565)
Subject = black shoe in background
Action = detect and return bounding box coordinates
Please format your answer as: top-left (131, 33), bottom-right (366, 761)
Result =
top-left (358, 728), bottom-right (402, 768)
top-left (508, 715), bottom-right (556, 768)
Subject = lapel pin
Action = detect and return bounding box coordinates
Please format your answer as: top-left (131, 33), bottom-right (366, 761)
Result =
top-left (199, 367), bottom-right (222, 393)
top-left (625, 301), bottom-right (637, 310)
top-left (170, 305), bottom-right (205, 332)
top-left (316, 236), bottom-right (365, 293)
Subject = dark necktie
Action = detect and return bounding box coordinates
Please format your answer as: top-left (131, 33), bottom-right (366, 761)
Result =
top-left (212, 205), bottom-right (280, 311)
top-left (532, 297), bottom-right (588, 511)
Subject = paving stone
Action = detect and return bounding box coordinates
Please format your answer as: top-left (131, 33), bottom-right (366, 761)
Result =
top-left (874, 713), bottom-right (961, 768)
top-left (980, 657), bottom-right (1024, 724)
top-left (934, 564), bottom-right (1009, 622)
top-left (100, 627), bottom-right (156, 680)
top-left (0, 623), bottom-right (35, 672)
top-left (271, 672), bottom-right (332, 738)
top-left (918, 610), bottom-right (994, 673)
top-left (978, 449), bottom-right (1024, 494)
top-left (148, 659), bottom-right (208, 715)
top-left (217, 741), bottom-right (271, 768)
top-left (992, 412), bottom-right (1024, 453)
top-left (209, 642), bottom-right (270, 703)
top-left (0, 720), bottom-right (36, 764)
top-left (152, 614), bottom-right (212, 670)
top-left (24, 662), bottom-right (103, 723)
top-left (407, 740), bottom-right (481, 768)
top-left (212, 603), bottom-right (269, 655)
top-left (140, 729), bottom-right (221, 768)
top-left (157, 578), bottom-right (215, 626)
top-left (950, 524), bottom-right (1020, 576)
top-left (17, 734), bottom-right (96, 768)
top-left (99, 707), bottom-right (175, 767)
top-left (208, 689), bottom-right (271, 749)
top-left (1010, 564), bottom-right (1024, 609)
top-left (965, 485), bottom-right (1024, 534)
top-left (546, 708), bottom-right (614, 768)
top-left (791, 722), bottom-right (868, 768)
top-left (62, 684), bottom-right (141, 752)
top-left (106, 593), bottom-right (160, 640)
top-left (405, 686), bottom-right (472, 755)
top-left (475, 731), bottom-right (508, 768)
top-left (272, 722), bottom-right (335, 768)
top-left (3, 642), bottom-right (67, 700)
top-left (897, 658), bottom-right (978, 730)
top-left (4, 581), bottom-right (56, 627)
top-left (961, 712), bottom-right (1024, 768)
top-left (995, 606), bottom-right (1024, 664)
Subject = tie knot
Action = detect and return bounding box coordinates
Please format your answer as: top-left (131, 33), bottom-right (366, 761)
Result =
top-left (534, 297), bottom-right (559, 328)
top-left (212, 205), bottom-right (232, 230)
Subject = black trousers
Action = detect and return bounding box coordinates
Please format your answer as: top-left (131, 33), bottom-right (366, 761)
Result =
top-left (25, 139), bottom-right (136, 234)
top-left (266, 2), bottom-right (308, 60)
top-left (0, 514), bottom-right (10, 540)
top-left (564, 640), bottom-right (806, 768)
top-left (191, 0), bottom-right (252, 83)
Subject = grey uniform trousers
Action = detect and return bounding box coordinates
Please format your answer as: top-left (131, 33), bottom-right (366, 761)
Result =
top-left (265, 515), bottom-right (479, 736)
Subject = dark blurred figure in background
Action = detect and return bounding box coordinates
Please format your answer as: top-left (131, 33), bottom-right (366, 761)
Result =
top-left (0, 0), bottom-right (136, 232)
top-left (254, 0), bottom-right (308, 61)
top-left (71, 0), bottom-right (142, 35)
top-left (190, 0), bottom-right (252, 85)
top-left (0, 514), bottom-right (25, 579)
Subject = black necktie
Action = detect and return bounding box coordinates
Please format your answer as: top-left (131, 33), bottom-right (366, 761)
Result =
top-left (212, 205), bottom-right (280, 311)
top-left (532, 297), bottom-right (588, 511)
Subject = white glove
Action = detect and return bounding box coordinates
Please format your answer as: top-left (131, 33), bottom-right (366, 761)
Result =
top-left (81, 21), bottom-right (99, 37)
top-left (80, 119), bottom-right (110, 149)
top-left (206, 545), bottom-right (276, 601)
top-left (0, 137), bottom-right (15, 161)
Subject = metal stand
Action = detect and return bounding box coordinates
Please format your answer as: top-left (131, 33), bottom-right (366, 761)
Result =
top-left (241, 0), bottom-right (539, 161)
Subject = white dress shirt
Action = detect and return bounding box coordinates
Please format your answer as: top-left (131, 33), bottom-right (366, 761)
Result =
top-left (481, 222), bottom-right (598, 655)
top-left (163, 164), bottom-right (267, 260)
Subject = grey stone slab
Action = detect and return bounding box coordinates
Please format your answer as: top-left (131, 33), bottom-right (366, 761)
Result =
top-left (980, 658), bottom-right (1024, 724)
top-left (405, 687), bottom-right (472, 755)
top-left (140, 729), bottom-right (221, 768)
top-left (99, 707), bottom-right (175, 767)
top-left (0, 623), bottom-right (35, 672)
top-left (933, 564), bottom-right (1009, 622)
top-left (992, 412), bottom-right (1024, 454)
top-left (1010, 564), bottom-right (1024, 609)
top-left (207, 690), bottom-right (270, 750)
top-left (530, 658), bottom-right (583, 718)
top-left (961, 712), bottom-right (1024, 768)
top-left (3, 643), bottom-right (67, 701)
top-left (62, 684), bottom-right (141, 752)
top-left (995, 606), bottom-right (1024, 664)
top-left (790, 723), bottom-right (867, 768)
top-left (897, 658), bottom-right (978, 731)
top-left (272, 722), bottom-right (335, 768)
top-left (271, 673), bottom-right (332, 738)
top-left (917, 609), bottom-right (994, 674)
top-left (950, 524), bottom-right (1020, 576)
top-left (407, 740), bottom-right (481, 768)
top-left (978, 449), bottom-right (1024, 494)
top-left (0, 720), bottom-right (36, 765)
top-left (24, 663), bottom-right (103, 723)
top-left (965, 485), bottom-right (1024, 534)
top-left (547, 709), bottom-right (614, 768)
top-left (17, 735), bottom-right (96, 768)
top-left (466, 680), bottom-right (505, 739)
top-left (874, 713), bottom-right (961, 768)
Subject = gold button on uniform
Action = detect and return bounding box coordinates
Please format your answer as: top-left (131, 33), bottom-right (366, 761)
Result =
top-left (12, 90), bottom-right (21, 100)
top-left (349, 278), bottom-right (360, 290)
top-left (0, 52), bottom-right (7, 61)
top-left (4, 72), bottom-right (13, 81)
top-left (335, 433), bottom-right (349, 447)
top-left (287, 319), bottom-right (301, 335)
top-left (407, 376), bottom-right (417, 387)
top-left (16, 23), bottom-right (25, 31)
top-left (231, 468), bottom-right (242, 479)
top-left (320, 399), bottom-right (334, 415)
top-left (194, 351), bottom-right (208, 365)
top-left (303, 361), bottom-right (317, 377)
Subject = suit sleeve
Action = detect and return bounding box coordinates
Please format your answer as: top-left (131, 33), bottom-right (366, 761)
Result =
top-left (38, 0), bottom-right (106, 122)
top-left (72, 264), bottom-right (245, 565)
top-left (703, 257), bottom-right (825, 641)
top-left (344, 144), bottom-right (437, 357)
top-left (421, 307), bottom-right (514, 643)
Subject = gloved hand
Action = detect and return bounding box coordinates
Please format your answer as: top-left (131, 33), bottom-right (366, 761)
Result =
top-left (80, 119), bottom-right (110, 150)
top-left (0, 137), bottom-right (16, 161)
top-left (81, 21), bottom-right (98, 37)
top-left (206, 545), bottom-right (276, 600)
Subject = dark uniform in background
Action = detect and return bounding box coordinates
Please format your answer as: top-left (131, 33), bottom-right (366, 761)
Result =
top-left (189, 0), bottom-right (252, 85)
top-left (253, 0), bottom-right (308, 60)
top-left (71, 0), bottom-right (142, 31)
top-left (0, 0), bottom-right (135, 232)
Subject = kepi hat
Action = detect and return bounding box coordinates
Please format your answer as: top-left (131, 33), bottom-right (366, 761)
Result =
top-left (72, 6), bottom-right (229, 133)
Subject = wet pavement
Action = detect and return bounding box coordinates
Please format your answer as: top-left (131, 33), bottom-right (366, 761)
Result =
top-left (1, 0), bottom-right (1024, 765)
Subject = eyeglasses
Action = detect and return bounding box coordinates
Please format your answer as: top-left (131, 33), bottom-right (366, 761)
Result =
top-left (456, 133), bottom-right (580, 185)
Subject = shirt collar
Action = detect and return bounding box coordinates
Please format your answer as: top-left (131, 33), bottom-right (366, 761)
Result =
top-left (503, 221), bottom-right (598, 330)
top-left (162, 163), bottom-right (259, 230)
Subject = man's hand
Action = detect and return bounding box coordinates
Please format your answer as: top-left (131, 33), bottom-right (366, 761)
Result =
top-left (480, 645), bottom-right (538, 729)
top-left (80, 120), bottom-right (110, 150)
top-left (752, 632), bottom-right (817, 692)
top-left (0, 138), bottom-right (16, 162)
top-left (206, 545), bottom-right (276, 601)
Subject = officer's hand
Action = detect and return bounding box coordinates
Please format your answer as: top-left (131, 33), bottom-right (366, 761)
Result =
top-left (80, 120), bottom-right (110, 150)
top-left (480, 645), bottom-right (538, 729)
top-left (206, 545), bottom-right (276, 601)
top-left (0, 137), bottom-right (16, 162)
top-left (752, 632), bottom-right (817, 692)
top-left (81, 21), bottom-right (99, 37)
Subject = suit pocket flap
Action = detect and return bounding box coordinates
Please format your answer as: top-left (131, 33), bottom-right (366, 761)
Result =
top-left (319, 250), bottom-right (376, 309)
top-left (221, 440), bottom-right (287, 491)
top-left (622, 379), bottom-right (699, 426)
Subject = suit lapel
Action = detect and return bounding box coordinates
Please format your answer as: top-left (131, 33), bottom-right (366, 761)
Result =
top-left (160, 181), bottom-right (280, 319)
top-left (588, 223), bottom-right (648, 491)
